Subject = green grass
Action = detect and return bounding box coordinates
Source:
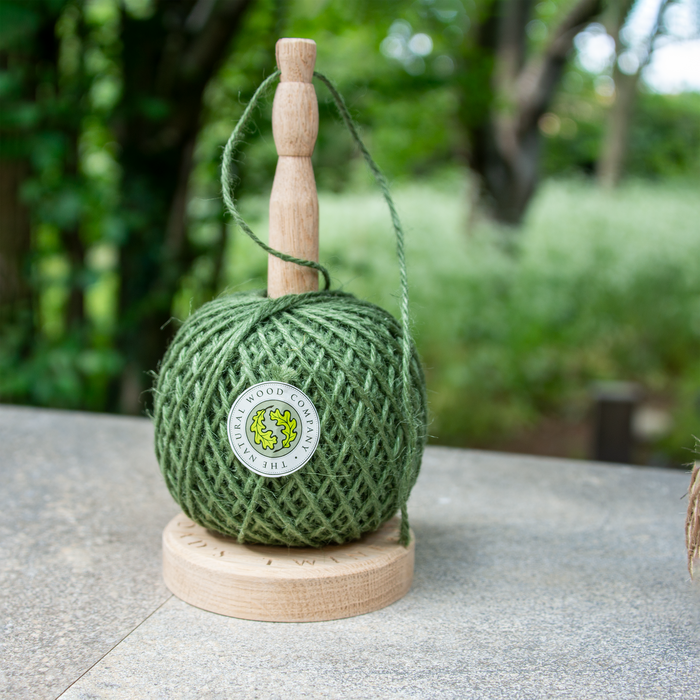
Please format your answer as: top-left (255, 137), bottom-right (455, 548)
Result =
top-left (213, 176), bottom-right (700, 459)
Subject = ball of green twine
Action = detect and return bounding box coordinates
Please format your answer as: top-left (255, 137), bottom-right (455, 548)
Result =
top-left (153, 289), bottom-right (427, 548)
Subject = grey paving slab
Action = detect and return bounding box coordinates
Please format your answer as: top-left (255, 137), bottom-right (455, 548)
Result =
top-left (0, 407), bottom-right (178, 700)
top-left (2, 407), bottom-right (698, 699)
top-left (64, 445), bottom-right (698, 699)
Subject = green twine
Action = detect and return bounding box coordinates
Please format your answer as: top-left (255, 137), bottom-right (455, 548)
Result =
top-left (153, 70), bottom-right (427, 547)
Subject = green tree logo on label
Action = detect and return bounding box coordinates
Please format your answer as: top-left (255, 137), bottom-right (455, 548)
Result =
top-left (227, 382), bottom-right (320, 477)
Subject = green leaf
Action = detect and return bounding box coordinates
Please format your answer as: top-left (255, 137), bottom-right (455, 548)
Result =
top-left (250, 408), bottom-right (277, 451)
top-left (269, 408), bottom-right (298, 448)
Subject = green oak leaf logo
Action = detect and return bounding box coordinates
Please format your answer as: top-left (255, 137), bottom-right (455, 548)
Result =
top-left (269, 408), bottom-right (298, 448)
top-left (249, 408), bottom-right (277, 451)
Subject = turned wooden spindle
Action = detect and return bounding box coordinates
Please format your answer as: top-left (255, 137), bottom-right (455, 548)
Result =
top-left (268, 38), bottom-right (319, 299)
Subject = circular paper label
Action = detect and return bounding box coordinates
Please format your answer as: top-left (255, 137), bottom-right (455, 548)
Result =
top-left (227, 381), bottom-right (320, 477)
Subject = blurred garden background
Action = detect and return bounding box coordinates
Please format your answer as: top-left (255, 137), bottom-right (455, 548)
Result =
top-left (2, 0), bottom-right (699, 465)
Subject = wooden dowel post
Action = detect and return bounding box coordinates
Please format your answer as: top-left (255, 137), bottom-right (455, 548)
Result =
top-left (268, 38), bottom-right (319, 299)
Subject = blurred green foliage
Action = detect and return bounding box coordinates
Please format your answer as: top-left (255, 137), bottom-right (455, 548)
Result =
top-left (1, 0), bottom-right (700, 462)
top-left (627, 92), bottom-right (700, 178)
top-left (199, 177), bottom-right (700, 463)
top-left (542, 69), bottom-right (700, 178)
top-left (0, 0), bottom-right (123, 410)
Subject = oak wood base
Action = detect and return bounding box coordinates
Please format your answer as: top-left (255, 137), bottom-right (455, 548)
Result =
top-left (162, 514), bottom-right (414, 622)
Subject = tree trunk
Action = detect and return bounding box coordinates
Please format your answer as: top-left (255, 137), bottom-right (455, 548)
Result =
top-left (0, 3), bottom-right (64, 345)
top-left (461, 0), bottom-right (603, 225)
top-left (115, 133), bottom-right (197, 413)
top-left (597, 0), bottom-right (668, 187)
top-left (471, 120), bottom-right (541, 225)
top-left (112, 0), bottom-right (253, 414)
top-left (0, 160), bottom-right (32, 321)
top-left (597, 69), bottom-right (639, 187)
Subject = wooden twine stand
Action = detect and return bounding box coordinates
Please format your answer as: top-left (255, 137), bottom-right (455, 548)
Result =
top-left (162, 39), bottom-right (414, 622)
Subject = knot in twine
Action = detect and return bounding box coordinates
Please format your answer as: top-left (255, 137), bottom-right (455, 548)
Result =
top-left (154, 290), bottom-right (427, 547)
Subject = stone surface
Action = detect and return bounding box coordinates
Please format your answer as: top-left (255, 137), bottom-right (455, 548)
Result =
top-left (1, 407), bottom-right (698, 699)
top-left (0, 407), bottom-right (177, 699)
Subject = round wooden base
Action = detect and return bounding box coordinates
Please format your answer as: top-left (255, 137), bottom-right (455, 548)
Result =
top-left (162, 514), bottom-right (414, 622)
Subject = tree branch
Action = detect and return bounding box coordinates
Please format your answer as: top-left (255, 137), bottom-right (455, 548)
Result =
top-left (180, 0), bottom-right (252, 82)
top-left (497, 0), bottom-right (534, 87)
top-left (517, 0), bottom-right (603, 132)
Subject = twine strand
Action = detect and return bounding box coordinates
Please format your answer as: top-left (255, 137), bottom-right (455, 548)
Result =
top-left (312, 71), bottom-right (416, 544)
